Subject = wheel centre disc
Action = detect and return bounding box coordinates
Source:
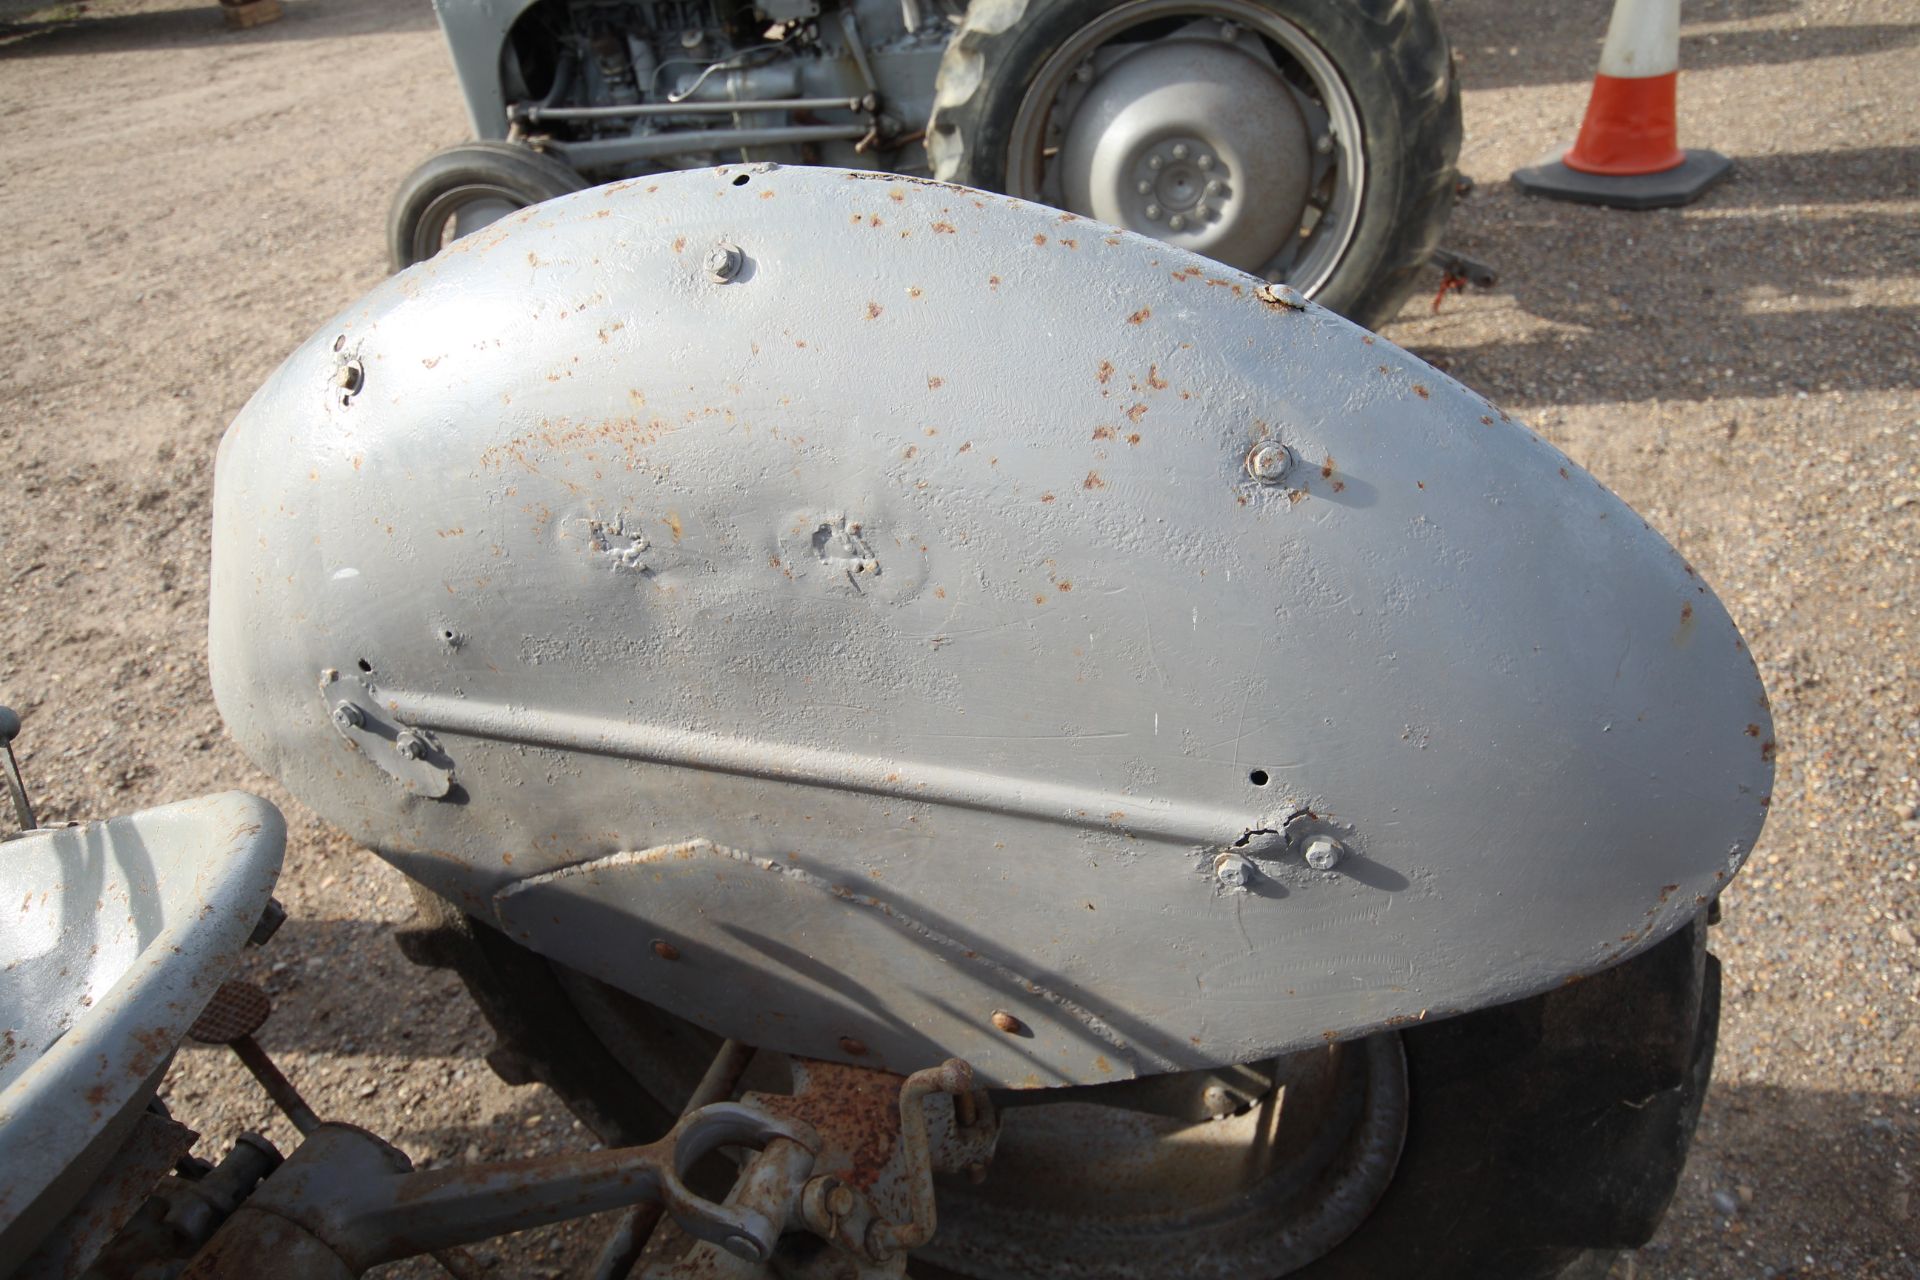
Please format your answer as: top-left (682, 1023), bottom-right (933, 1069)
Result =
top-left (1055, 35), bottom-right (1312, 273)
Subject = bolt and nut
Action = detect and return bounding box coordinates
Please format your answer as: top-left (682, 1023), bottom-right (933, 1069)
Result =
top-left (704, 242), bottom-right (744, 284)
top-left (330, 703), bottom-right (364, 730)
top-left (1246, 441), bottom-right (1294, 484)
top-left (990, 1010), bottom-right (1024, 1035)
top-left (1213, 851), bottom-right (1255, 888)
top-left (393, 730), bottom-right (426, 761)
top-left (1303, 835), bottom-right (1347, 871)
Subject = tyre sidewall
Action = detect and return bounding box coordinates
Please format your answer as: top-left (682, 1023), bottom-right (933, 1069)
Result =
top-left (387, 142), bottom-right (588, 271)
top-left (937, 0), bottom-right (1459, 328)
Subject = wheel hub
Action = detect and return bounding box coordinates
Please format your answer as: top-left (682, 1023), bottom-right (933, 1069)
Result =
top-left (1057, 36), bottom-right (1312, 274)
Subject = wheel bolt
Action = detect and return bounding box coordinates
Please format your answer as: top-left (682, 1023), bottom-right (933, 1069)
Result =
top-left (1316, 134), bottom-right (1334, 155)
top-left (1197, 154), bottom-right (1214, 171)
top-left (1144, 203), bottom-right (1162, 221)
top-left (1147, 155), bottom-right (1163, 171)
top-left (1168, 214), bottom-right (1186, 231)
top-left (1171, 143), bottom-right (1189, 160)
top-left (1137, 180), bottom-right (1153, 195)
top-left (1205, 179), bottom-right (1222, 196)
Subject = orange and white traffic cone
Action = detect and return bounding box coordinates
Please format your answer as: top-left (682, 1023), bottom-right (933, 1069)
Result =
top-left (1512, 0), bottom-right (1731, 209)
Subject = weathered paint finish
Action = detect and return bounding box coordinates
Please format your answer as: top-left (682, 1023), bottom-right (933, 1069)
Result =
top-left (209, 165), bottom-right (1771, 1088)
top-left (0, 793), bottom-right (286, 1261)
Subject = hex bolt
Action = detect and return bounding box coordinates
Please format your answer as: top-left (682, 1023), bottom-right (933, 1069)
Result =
top-left (1245, 441), bottom-right (1294, 484)
top-left (1168, 214), bottom-right (1187, 232)
top-left (393, 731), bottom-right (426, 761)
top-left (1303, 835), bottom-right (1347, 871)
top-left (1315, 134), bottom-right (1334, 155)
top-left (1213, 851), bottom-right (1253, 888)
top-left (703, 243), bottom-right (744, 284)
top-left (330, 703), bottom-right (364, 731)
top-left (990, 1010), bottom-right (1024, 1035)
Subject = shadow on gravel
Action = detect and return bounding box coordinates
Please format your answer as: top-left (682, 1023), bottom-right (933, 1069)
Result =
top-left (1639, 1079), bottom-right (1918, 1277)
top-left (0, 0), bottom-right (435, 59)
top-left (1409, 149), bottom-right (1920, 408)
top-left (1444, 0), bottom-right (1919, 90)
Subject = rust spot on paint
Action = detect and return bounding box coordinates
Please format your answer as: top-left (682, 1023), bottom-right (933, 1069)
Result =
top-left (866, 301), bottom-right (883, 319)
top-left (1413, 383), bottom-right (1431, 399)
top-left (1096, 360), bottom-right (1114, 384)
top-left (1126, 404), bottom-right (1148, 422)
top-left (932, 221), bottom-right (956, 234)
top-left (1126, 433), bottom-right (1141, 445)
top-left (1083, 471), bottom-right (1105, 490)
top-left (1321, 456), bottom-right (1335, 479)
top-left (1760, 739), bottom-right (1776, 763)
top-left (672, 237), bottom-right (686, 252)
top-left (1745, 724), bottom-right (1761, 737)
top-left (1127, 307), bottom-right (1151, 325)
top-left (1040, 492), bottom-right (1056, 504)
top-left (1033, 234), bottom-right (1048, 246)
top-left (1092, 425), bottom-right (1115, 441)
top-left (1481, 415), bottom-right (1495, 426)
top-left (1559, 467), bottom-right (1570, 479)
top-left (927, 375), bottom-right (944, 389)
top-left (988, 275), bottom-right (1002, 289)
top-left (1147, 365), bottom-right (1168, 389)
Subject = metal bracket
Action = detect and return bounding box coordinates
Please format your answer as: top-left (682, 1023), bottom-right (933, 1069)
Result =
top-left (318, 670), bottom-right (452, 798)
top-left (190, 1104), bottom-right (818, 1275)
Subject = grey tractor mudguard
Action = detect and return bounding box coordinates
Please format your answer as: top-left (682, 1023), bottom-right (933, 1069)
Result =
top-left (209, 165), bottom-right (1772, 1089)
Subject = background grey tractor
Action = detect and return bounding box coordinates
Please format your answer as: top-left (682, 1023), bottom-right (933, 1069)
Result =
top-left (397, 0), bottom-right (1461, 328)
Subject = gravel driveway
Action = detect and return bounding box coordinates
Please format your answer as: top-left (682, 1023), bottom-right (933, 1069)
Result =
top-left (1, 0), bottom-right (1914, 1275)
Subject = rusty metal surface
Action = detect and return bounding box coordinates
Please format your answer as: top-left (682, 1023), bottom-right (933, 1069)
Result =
top-left (923, 1038), bottom-right (1408, 1280)
top-left (0, 793), bottom-right (285, 1270)
top-left (209, 164), bottom-right (1772, 1087)
top-left (201, 1105), bottom-right (816, 1273)
top-left (8, 1108), bottom-right (197, 1280)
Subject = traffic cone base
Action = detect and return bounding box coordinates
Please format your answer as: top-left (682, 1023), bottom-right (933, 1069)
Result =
top-left (1512, 146), bottom-right (1731, 211)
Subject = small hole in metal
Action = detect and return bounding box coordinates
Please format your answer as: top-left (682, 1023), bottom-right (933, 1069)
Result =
top-left (1248, 769), bottom-right (1269, 786)
top-left (357, 658), bottom-right (373, 673)
top-left (732, 174), bottom-right (750, 187)
top-left (332, 334), bottom-right (346, 352)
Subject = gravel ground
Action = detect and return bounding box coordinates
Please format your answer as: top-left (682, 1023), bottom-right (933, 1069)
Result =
top-left (1, 0), bottom-right (1915, 1275)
